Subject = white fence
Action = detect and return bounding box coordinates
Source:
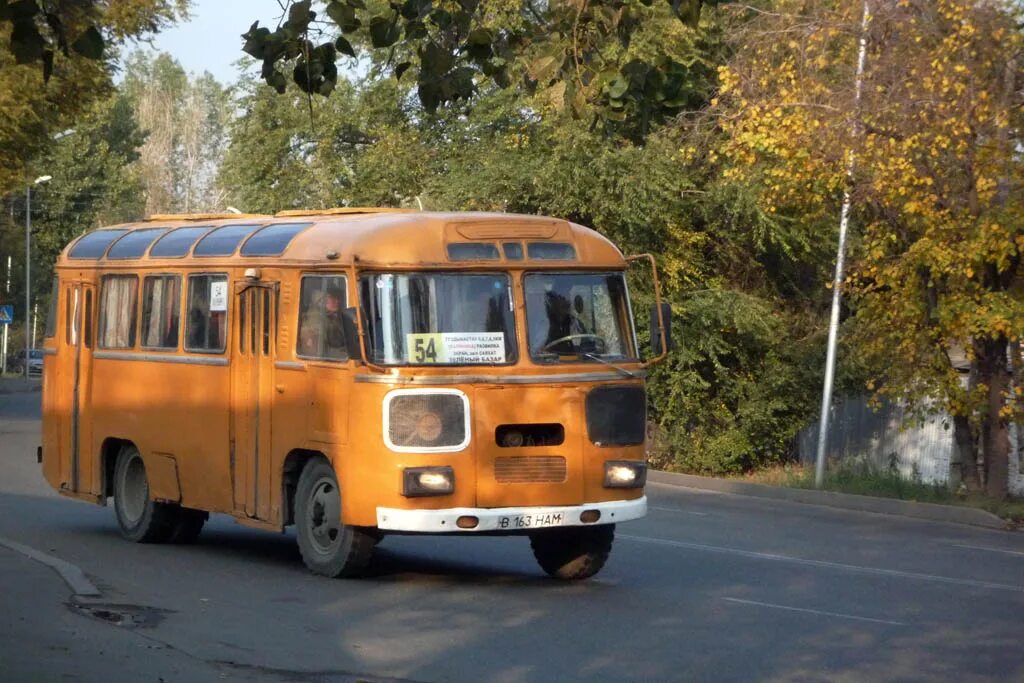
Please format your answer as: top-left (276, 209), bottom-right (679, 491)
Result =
top-left (796, 395), bottom-right (1024, 495)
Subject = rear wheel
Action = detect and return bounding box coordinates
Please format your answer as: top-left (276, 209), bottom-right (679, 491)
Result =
top-left (530, 525), bottom-right (615, 580)
top-left (167, 508), bottom-right (207, 544)
top-left (113, 445), bottom-right (175, 543)
top-left (294, 459), bottom-right (376, 577)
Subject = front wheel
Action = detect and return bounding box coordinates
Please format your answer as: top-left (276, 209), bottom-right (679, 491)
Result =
top-left (294, 459), bottom-right (376, 577)
top-left (530, 525), bottom-right (615, 580)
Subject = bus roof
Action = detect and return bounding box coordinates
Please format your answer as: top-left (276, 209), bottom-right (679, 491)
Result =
top-left (57, 210), bottom-right (627, 269)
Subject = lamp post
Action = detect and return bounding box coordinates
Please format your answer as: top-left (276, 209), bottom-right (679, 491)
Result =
top-left (24, 174), bottom-right (51, 380)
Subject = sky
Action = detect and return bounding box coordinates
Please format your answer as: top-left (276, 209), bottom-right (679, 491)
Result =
top-left (127, 0), bottom-right (287, 84)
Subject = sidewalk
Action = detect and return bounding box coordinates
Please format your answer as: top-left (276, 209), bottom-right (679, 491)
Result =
top-left (649, 469), bottom-right (1010, 530)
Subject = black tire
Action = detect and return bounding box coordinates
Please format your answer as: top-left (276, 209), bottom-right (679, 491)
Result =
top-left (167, 508), bottom-right (207, 544)
top-left (529, 524), bottom-right (615, 580)
top-left (113, 445), bottom-right (175, 543)
top-left (294, 459), bottom-right (376, 577)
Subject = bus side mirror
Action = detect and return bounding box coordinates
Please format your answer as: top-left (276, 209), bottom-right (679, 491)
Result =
top-left (341, 307), bottom-right (363, 363)
top-left (650, 303), bottom-right (673, 355)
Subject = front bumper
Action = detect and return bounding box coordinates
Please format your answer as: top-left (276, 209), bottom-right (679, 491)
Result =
top-left (376, 496), bottom-right (647, 533)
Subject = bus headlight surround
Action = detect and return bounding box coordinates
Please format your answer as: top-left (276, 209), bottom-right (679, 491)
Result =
top-left (384, 389), bottom-right (471, 453)
top-left (402, 466), bottom-right (455, 497)
top-left (603, 461), bottom-right (647, 489)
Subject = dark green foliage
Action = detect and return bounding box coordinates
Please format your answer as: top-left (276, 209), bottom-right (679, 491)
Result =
top-left (0, 0), bottom-right (187, 81)
top-left (241, 0), bottom-right (719, 131)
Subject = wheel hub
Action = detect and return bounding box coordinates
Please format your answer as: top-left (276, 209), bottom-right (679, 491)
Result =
top-left (307, 479), bottom-right (341, 554)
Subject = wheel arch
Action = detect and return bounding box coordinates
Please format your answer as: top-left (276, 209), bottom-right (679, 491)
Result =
top-left (99, 437), bottom-right (135, 501)
top-left (282, 448), bottom-right (330, 526)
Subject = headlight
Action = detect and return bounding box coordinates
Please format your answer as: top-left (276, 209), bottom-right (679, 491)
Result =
top-left (604, 461), bottom-right (647, 488)
top-left (384, 389), bottom-right (470, 452)
top-left (403, 466), bottom-right (455, 497)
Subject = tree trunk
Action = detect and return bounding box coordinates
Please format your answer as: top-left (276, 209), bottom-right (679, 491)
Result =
top-left (952, 413), bottom-right (979, 491)
top-left (974, 335), bottom-right (1011, 499)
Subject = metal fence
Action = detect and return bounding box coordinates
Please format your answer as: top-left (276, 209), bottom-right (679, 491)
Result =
top-left (796, 395), bottom-right (956, 485)
top-left (797, 395), bottom-right (1024, 494)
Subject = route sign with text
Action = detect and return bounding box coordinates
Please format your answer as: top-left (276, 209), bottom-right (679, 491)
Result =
top-left (0, 305), bottom-right (12, 326)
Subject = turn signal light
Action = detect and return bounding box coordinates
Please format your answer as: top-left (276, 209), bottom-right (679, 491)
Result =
top-left (580, 509), bottom-right (601, 524)
top-left (456, 516), bottom-right (479, 529)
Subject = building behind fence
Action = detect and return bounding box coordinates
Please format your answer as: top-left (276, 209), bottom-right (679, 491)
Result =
top-left (796, 395), bottom-right (1024, 496)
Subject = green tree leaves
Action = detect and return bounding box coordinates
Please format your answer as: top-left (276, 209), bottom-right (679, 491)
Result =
top-left (241, 0), bottom-right (718, 135)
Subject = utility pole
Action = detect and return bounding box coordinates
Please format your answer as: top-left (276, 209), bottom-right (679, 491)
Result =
top-left (2, 256), bottom-right (10, 375)
top-left (814, 0), bottom-right (871, 488)
top-left (24, 185), bottom-right (30, 380)
top-left (24, 175), bottom-right (51, 379)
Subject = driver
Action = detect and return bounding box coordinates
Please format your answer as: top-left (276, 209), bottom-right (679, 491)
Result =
top-left (542, 291), bottom-right (593, 354)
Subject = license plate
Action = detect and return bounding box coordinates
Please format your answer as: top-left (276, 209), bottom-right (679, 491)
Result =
top-left (497, 512), bottom-right (565, 530)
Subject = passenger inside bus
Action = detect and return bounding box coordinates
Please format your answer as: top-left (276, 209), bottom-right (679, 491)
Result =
top-left (298, 285), bottom-right (346, 359)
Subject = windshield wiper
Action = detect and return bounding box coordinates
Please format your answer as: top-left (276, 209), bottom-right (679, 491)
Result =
top-left (583, 352), bottom-right (637, 378)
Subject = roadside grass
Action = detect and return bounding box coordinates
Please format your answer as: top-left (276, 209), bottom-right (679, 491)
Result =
top-left (734, 460), bottom-right (1024, 524)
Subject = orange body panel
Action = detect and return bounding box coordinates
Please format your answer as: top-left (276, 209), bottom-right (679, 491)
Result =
top-left (41, 211), bottom-right (648, 532)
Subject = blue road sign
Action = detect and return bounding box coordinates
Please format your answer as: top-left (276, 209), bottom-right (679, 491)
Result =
top-left (0, 305), bottom-right (12, 326)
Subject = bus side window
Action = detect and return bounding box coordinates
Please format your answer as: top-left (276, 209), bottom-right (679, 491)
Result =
top-left (141, 275), bottom-right (181, 350)
top-left (297, 275), bottom-right (347, 360)
top-left (98, 275), bottom-right (138, 349)
top-left (186, 274), bottom-right (227, 353)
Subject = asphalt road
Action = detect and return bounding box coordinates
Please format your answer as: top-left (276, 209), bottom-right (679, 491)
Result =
top-left (1, 392), bottom-right (1023, 683)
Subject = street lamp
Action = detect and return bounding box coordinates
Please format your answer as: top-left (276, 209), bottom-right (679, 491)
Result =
top-left (24, 174), bottom-right (51, 380)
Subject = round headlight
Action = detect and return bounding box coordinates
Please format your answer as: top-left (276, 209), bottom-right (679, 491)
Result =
top-left (416, 411), bottom-right (443, 443)
top-left (502, 430), bottom-right (524, 447)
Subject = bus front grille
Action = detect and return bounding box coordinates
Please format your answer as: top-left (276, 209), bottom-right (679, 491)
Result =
top-left (494, 456), bottom-right (567, 484)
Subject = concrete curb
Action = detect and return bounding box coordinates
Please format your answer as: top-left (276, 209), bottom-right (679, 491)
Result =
top-left (0, 537), bottom-right (101, 597)
top-left (649, 470), bottom-right (1009, 530)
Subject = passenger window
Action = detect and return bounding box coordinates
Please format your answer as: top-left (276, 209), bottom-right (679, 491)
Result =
top-left (185, 274), bottom-right (228, 353)
top-left (297, 275), bottom-right (347, 360)
top-left (141, 275), bottom-right (182, 350)
top-left (99, 275), bottom-right (139, 349)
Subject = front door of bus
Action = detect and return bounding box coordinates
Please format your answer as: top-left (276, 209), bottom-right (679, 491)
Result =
top-left (55, 281), bottom-right (95, 495)
top-left (231, 283), bottom-right (276, 520)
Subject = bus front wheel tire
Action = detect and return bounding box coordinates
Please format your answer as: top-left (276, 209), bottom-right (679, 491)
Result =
top-left (113, 445), bottom-right (175, 543)
top-left (529, 524), bottom-right (615, 580)
top-left (294, 459), bottom-right (375, 578)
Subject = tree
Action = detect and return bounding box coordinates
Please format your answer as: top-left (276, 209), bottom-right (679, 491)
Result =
top-left (715, 0), bottom-right (1024, 497)
top-left (0, 89), bottom-right (147, 347)
top-left (0, 0), bottom-right (189, 196)
top-left (122, 51), bottom-right (231, 214)
top-left (240, 0), bottom-right (717, 136)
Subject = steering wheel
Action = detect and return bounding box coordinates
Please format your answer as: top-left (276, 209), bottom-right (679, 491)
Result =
top-left (540, 333), bottom-right (608, 354)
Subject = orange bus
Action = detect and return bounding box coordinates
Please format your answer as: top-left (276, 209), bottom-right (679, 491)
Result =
top-left (40, 209), bottom-right (671, 580)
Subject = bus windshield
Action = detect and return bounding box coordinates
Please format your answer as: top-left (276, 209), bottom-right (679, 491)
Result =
top-left (524, 272), bottom-right (637, 363)
top-left (360, 272), bottom-right (516, 365)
